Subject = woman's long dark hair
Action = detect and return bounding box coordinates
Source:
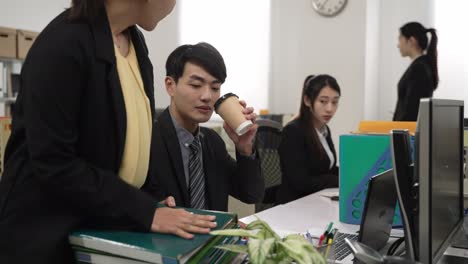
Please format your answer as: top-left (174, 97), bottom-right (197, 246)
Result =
top-left (298, 74), bottom-right (341, 160)
top-left (400, 22), bottom-right (439, 89)
top-left (69, 0), bottom-right (105, 20)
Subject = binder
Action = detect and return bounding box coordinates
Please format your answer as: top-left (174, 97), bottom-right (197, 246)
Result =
top-left (74, 248), bottom-right (152, 264)
top-left (69, 207), bottom-right (238, 264)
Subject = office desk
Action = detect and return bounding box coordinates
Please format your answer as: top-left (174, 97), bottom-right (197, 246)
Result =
top-left (241, 188), bottom-right (359, 237)
top-left (240, 188), bottom-right (468, 264)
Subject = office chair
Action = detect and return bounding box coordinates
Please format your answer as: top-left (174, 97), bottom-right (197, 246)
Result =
top-left (254, 119), bottom-right (283, 212)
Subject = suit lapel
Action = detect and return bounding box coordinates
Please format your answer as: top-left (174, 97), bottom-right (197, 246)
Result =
top-left (129, 28), bottom-right (155, 119)
top-left (325, 126), bottom-right (337, 168)
top-left (89, 10), bottom-right (126, 169)
top-left (159, 110), bottom-right (190, 205)
top-left (200, 130), bottom-right (217, 209)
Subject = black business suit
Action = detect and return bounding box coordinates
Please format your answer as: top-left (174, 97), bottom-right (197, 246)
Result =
top-left (276, 119), bottom-right (338, 204)
top-left (393, 55), bottom-right (435, 121)
top-left (141, 109), bottom-right (264, 211)
top-left (0, 10), bottom-right (159, 264)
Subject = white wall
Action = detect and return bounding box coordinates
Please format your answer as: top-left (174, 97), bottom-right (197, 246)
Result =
top-left (364, 0), bottom-right (380, 120)
top-left (0, 0), bottom-right (69, 31)
top-left (269, 0), bottom-right (368, 155)
top-left (142, 6), bottom-right (180, 110)
top-left (179, 0), bottom-right (271, 114)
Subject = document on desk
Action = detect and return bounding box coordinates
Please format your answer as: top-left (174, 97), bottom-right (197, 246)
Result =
top-left (274, 229), bottom-right (302, 238)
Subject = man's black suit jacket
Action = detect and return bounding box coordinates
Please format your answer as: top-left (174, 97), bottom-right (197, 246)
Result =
top-left (142, 109), bottom-right (264, 211)
top-left (276, 119), bottom-right (339, 204)
top-left (0, 10), bottom-right (158, 264)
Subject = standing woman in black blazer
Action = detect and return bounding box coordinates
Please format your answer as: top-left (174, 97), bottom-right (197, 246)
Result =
top-left (0, 1), bottom-right (216, 263)
top-left (276, 75), bottom-right (341, 204)
top-left (393, 22), bottom-right (438, 121)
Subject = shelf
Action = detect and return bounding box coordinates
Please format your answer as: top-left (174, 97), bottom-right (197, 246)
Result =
top-left (0, 57), bottom-right (24, 63)
top-left (0, 97), bottom-right (16, 104)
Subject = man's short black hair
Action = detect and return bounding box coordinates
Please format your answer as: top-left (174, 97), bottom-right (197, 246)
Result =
top-left (165, 42), bottom-right (227, 83)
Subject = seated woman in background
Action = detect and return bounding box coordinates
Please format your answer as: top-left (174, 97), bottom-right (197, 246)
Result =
top-left (276, 74), bottom-right (341, 204)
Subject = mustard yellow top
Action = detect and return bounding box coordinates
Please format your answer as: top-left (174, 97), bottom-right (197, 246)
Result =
top-left (115, 41), bottom-right (152, 188)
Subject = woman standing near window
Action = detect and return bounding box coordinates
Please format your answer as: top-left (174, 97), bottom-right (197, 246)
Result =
top-left (276, 74), bottom-right (341, 204)
top-left (393, 22), bottom-right (438, 121)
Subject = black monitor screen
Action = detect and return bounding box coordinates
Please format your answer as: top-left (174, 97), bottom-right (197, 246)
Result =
top-left (431, 106), bottom-right (462, 257)
top-left (358, 169), bottom-right (397, 251)
top-left (417, 99), bottom-right (464, 264)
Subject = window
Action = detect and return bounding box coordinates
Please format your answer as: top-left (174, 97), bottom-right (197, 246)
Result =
top-left (434, 1), bottom-right (468, 116)
top-left (179, 0), bottom-right (271, 119)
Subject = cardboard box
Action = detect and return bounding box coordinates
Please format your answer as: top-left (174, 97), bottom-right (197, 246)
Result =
top-left (339, 134), bottom-right (414, 225)
top-left (0, 27), bottom-right (17, 59)
top-left (357, 121), bottom-right (417, 135)
top-left (17, 29), bottom-right (38, 59)
top-left (0, 117), bottom-right (12, 176)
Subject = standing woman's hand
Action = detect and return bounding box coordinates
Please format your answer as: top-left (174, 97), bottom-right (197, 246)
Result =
top-left (151, 208), bottom-right (217, 239)
top-left (160, 196), bottom-right (176, 207)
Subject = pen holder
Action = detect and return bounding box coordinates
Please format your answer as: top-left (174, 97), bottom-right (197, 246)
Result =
top-left (315, 242), bottom-right (337, 264)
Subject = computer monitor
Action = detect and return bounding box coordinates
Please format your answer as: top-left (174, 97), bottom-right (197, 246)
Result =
top-left (390, 99), bottom-right (464, 263)
top-left (358, 169), bottom-right (398, 251)
top-left (390, 129), bottom-right (417, 260)
top-left (416, 99), bottom-right (464, 264)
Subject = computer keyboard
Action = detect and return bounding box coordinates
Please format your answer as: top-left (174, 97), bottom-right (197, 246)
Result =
top-left (334, 232), bottom-right (358, 260)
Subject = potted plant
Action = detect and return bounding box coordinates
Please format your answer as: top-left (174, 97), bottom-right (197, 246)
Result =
top-left (210, 217), bottom-right (326, 264)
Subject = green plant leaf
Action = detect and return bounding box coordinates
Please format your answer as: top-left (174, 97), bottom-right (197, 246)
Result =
top-left (265, 250), bottom-right (294, 264)
top-left (211, 217), bottom-right (324, 264)
top-left (246, 219), bottom-right (280, 240)
top-left (210, 229), bottom-right (259, 238)
top-left (265, 257), bottom-right (294, 264)
top-left (278, 234), bottom-right (326, 264)
top-left (214, 244), bottom-right (248, 254)
top-left (248, 238), bottom-right (276, 264)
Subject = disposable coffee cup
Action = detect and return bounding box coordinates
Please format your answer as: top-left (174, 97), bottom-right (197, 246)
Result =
top-left (214, 93), bottom-right (253, 136)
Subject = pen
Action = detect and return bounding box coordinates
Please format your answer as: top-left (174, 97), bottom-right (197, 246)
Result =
top-left (326, 228), bottom-right (337, 242)
top-left (324, 242), bottom-right (332, 259)
top-left (318, 234), bottom-right (325, 246)
top-left (326, 222), bottom-right (334, 234)
top-left (320, 222), bottom-right (333, 246)
top-left (304, 231), bottom-right (313, 243)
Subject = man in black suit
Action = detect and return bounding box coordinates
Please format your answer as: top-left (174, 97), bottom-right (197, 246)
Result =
top-left (142, 43), bottom-right (264, 211)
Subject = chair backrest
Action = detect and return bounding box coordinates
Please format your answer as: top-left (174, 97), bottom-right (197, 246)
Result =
top-left (254, 119), bottom-right (283, 212)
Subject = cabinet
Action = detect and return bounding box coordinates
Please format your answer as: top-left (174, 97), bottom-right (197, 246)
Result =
top-left (0, 27), bottom-right (35, 178)
top-left (0, 58), bottom-right (20, 177)
top-left (0, 57), bottom-right (22, 116)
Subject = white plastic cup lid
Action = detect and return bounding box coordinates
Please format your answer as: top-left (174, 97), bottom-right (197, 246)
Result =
top-left (235, 120), bottom-right (254, 136)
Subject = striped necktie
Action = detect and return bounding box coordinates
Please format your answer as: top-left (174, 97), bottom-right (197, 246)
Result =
top-left (188, 136), bottom-right (206, 209)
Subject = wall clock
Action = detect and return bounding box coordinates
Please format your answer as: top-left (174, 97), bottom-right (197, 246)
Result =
top-left (311, 0), bottom-right (348, 17)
